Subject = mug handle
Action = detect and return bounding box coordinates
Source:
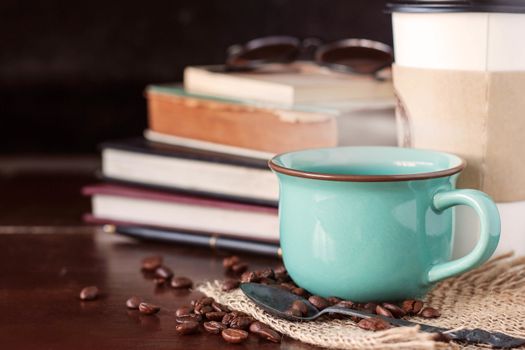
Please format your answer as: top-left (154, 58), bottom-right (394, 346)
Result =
top-left (425, 189), bottom-right (500, 285)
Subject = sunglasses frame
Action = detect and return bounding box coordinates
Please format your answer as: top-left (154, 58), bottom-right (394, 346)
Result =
top-left (226, 36), bottom-right (301, 70)
top-left (225, 36), bottom-right (393, 76)
top-left (314, 38), bottom-right (393, 74)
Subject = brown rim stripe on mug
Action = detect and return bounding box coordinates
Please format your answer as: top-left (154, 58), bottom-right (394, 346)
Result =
top-left (268, 158), bottom-right (466, 182)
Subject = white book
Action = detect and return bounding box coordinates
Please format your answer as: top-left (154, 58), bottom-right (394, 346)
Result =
top-left (143, 129), bottom-right (274, 160)
top-left (184, 63), bottom-right (394, 106)
top-left (101, 138), bottom-right (279, 206)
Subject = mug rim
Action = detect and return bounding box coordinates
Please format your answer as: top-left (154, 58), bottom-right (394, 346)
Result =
top-left (268, 146), bottom-right (466, 182)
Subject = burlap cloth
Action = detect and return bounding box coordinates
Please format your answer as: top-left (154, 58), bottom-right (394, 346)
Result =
top-left (198, 253), bottom-right (525, 350)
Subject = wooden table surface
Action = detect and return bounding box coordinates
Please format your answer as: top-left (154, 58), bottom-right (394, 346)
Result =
top-left (0, 228), bottom-right (319, 349)
top-left (0, 167), bottom-right (318, 348)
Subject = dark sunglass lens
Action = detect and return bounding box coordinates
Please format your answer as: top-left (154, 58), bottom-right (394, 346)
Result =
top-left (318, 46), bottom-right (392, 74)
top-left (239, 43), bottom-right (298, 62)
top-left (227, 42), bottom-right (299, 68)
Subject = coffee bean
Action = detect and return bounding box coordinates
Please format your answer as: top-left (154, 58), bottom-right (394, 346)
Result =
top-left (291, 287), bottom-right (306, 296)
top-left (176, 321), bottom-right (200, 335)
top-left (420, 307), bottom-right (441, 318)
top-left (222, 312), bottom-right (236, 325)
top-left (236, 311), bottom-right (250, 318)
top-left (153, 277), bottom-right (166, 286)
top-left (240, 271), bottom-right (257, 283)
top-left (291, 300), bottom-right (308, 315)
top-left (280, 282), bottom-right (296, 291)
top-left (203, 321), bottom-right (226, 334)
top-left (400, 299), bottom-right (416, 315)
top-left (273, 265), bottom-right (286, 274)
top-left (255, 327), bottom-right (281, 343)
top-left (212, 302), bottom-right (230, 313)
top-left (223, 256), bottom-right (240, 270)
top-left (376, 305), bottom-right (394, 318)
top-left (249, 321), bottom-right (282, 342)
top-left (308, 295), bottom-right (329, 310)
top-left (175, 306), bottom-right (193, 317)
top-left (79, 286), bottom-right (99, 301)
top-left (154, 265), bottom-right (173, 279)
top-left (365, 302), bottom-right (379, 314)
top-left (221, 279), bottom-right (239, 291)
top-left (249, 321), bottom-right (266, 333)
top-left (327, 297), bottom-right (342, 305)
top-left (231, 262), bottom-right (248, 275)
top-left (401, 300), bottom-right (414, 313)
top-left (254, 268), bottom-right (274, 279)
top-left (413, 300), bottom-right (424, 314)
top-left (194, 304), bottom-right (213, 315)
top-left (141, 255), bottom-right (163, 271)
top-left (176, 314), bottom-right (203, 323)
top-left (433, 332), bottom-right (452, 343)
top-left (401, 299), bottom-right (424, 315)
top-left (350, 316), bottom-right (362, 323)
top-left (126, 296), bottom-right (142, 309)
top-left (171, 276), bottom-right (193, 289)
top-left (197, 297), bottom-right (215, 306)
top-left (336, 300), bottom-right (355, 309)
top-left (357, 317), bottom-right (391, 331)
top-left (205, 311), bottom-right (226, 321)
top-left (229, 316), bottom-right (253, 330)
top-left (414, 301), bottom-right (425, 314)
top-left (273, 265), bottom-right (287, 279)
top-left (285, 308), bottom-right (303, 318)
top-left (221, 328), bottom-right (249, 344)
top-left (381, 303), bottom-right (406, 318)
top-left (138, 302), bottom-right (160, 315)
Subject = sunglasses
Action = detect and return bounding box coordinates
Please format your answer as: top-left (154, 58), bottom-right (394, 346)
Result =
top-left (226, 36), bottom-right (393, 76)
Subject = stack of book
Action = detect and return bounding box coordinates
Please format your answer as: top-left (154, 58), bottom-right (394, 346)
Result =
top-left (83, 62), bottom-right (396, 256)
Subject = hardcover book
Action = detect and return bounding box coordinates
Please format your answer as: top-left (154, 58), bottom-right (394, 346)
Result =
top-left (183, 63), bottom-right (394, 105)
top-left (83, 184), bottom-right (279, 242)
top-left (100, 138), bottom-right (278, 206)
top-left (146, 85), bottom-right (397, 154)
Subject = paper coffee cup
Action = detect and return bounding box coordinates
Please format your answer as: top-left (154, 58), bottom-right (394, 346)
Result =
top-left (388, 0), bottom-right (525, 256)
top-left (389, 1), bottom-right (525, 71)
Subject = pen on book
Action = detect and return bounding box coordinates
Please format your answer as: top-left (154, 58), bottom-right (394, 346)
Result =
top-left (103, 224), bottom-right (281, 258)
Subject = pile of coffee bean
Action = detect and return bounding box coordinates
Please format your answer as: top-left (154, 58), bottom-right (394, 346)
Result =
top-left (219, 255), bottom-right (443, 332)
top-left (141, 255), bottom-right (281, 344)
top-left (78, 253), bottom-right (444, 345)
top-left (170, 295), bottom-right (281, 343)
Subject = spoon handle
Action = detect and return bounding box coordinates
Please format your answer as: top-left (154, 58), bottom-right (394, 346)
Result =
top-left (321, 306), bottom-right (525, 348)
top-left (321, 306), bottom-right (446, 331)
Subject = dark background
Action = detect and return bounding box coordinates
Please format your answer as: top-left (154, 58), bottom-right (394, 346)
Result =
top-left (0, 0), bottom-right (392, 155)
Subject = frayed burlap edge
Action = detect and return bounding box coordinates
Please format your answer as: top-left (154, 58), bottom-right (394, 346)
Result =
top-left (198, 253), bottom-right (525, 350)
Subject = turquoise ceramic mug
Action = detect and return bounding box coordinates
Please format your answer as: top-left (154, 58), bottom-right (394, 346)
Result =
top-left (269, 147), bottom-right (500, 302)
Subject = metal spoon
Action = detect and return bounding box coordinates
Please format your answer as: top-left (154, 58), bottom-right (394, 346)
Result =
top-left (240, 283), bottom-right (525, 348)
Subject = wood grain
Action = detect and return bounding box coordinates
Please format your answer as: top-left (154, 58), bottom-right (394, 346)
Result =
top-left (0, 229), bottom-right (319, 349)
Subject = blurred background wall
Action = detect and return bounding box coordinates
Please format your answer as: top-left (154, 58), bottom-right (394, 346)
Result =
top-left (0, 0), bottom-right (391, 154)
